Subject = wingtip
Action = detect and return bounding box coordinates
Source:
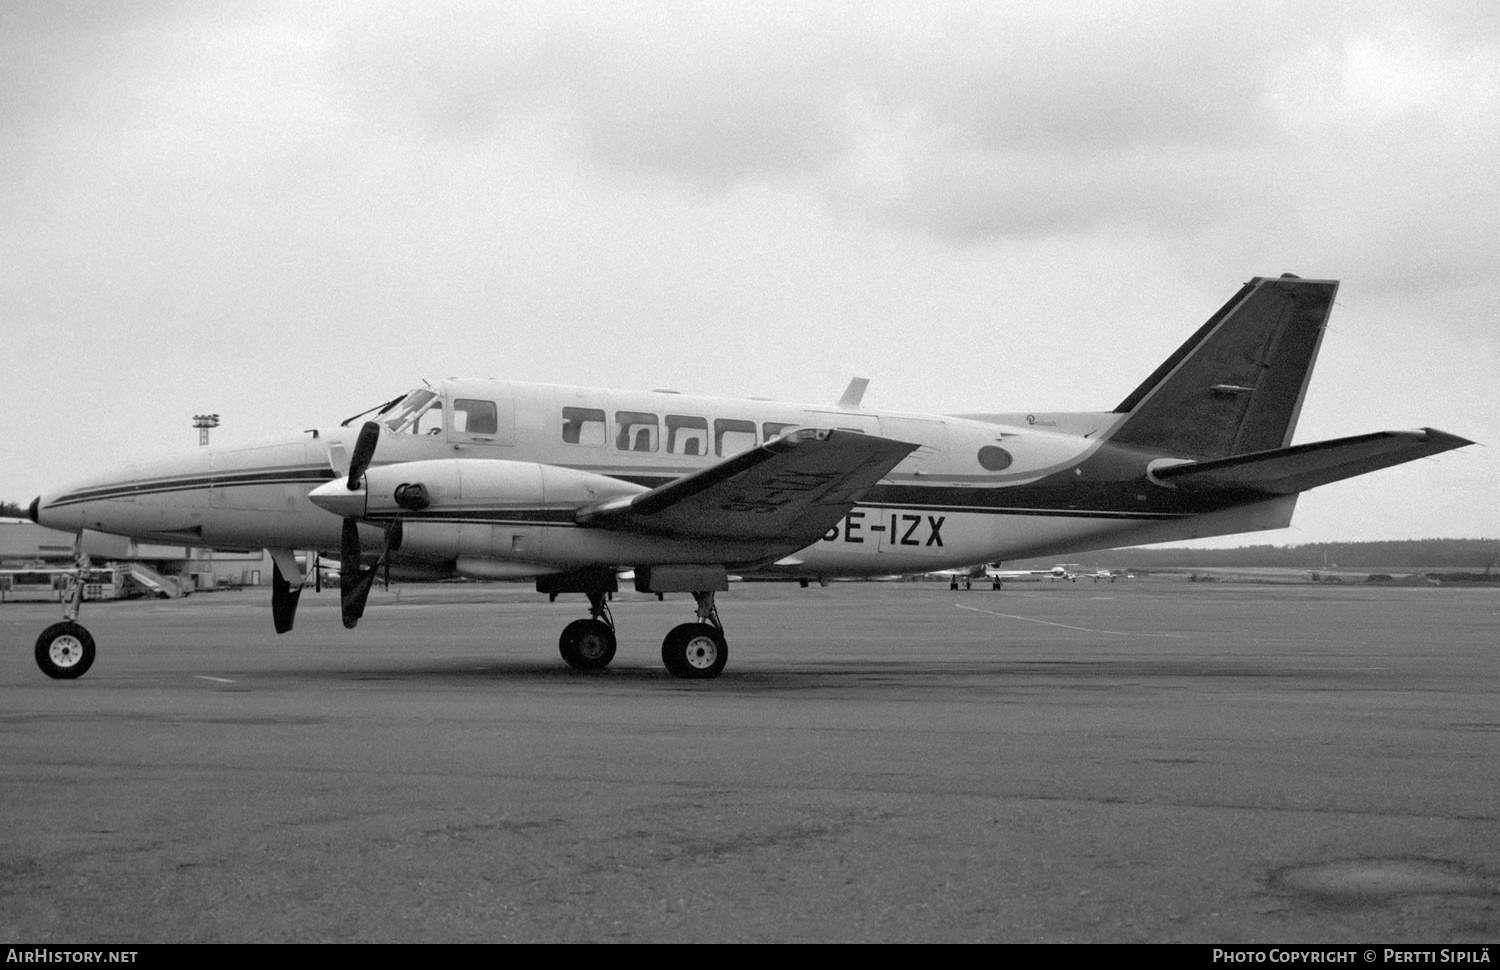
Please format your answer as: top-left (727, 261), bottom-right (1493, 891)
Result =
top-left (1418, 428), bottom-right (1477, 450)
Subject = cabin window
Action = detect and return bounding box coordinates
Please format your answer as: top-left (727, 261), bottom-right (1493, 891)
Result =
top-left (452, 399), bottom-right (498, 435)
top-left (665, 415), bottom-right (709, 456)
top-left (763, 422), bottom-right (798, 441)
top-left (715, 419), bottom-right (758, 457)
top-left (561, 407), bottom-right (606, 446)
top-left (615, 411), bottom-right (659, 452)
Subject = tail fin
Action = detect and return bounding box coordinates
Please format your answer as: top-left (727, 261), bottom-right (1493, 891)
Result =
top-left (1108, 275), bottom-right (1337, 459)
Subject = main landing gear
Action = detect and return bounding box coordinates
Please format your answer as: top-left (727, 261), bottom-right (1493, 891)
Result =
top-left (660, 591), bottom-right (727, 680)
top-left (35, 538), bottom-right (96, 679)
top-left (558, 590), bottom-right (617, 672)
top-left (544, 569), bottom-right (730, 679)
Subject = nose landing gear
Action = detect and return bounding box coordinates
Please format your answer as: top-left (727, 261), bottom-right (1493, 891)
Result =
top-left (35, 537), bottom-right (96, 679)
top-left (36, 621), bottom-right (95, 680)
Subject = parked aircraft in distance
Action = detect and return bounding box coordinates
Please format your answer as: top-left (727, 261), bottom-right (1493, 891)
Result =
top-left (29, 275), bottom-right (1472, 680)
top-left (969, 564), bottom-right (1078, 583)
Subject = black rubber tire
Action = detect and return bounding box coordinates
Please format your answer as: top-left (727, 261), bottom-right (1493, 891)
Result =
top-left (35, 621), bottom-right (96, 680)
top-left (661, 623), bottom-right (727, 679)
top-left (559, 618), bottom-right (616, 671)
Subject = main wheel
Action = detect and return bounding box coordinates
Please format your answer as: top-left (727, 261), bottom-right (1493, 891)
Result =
top-left (35, 622), bottom-right (96, 680)
top-left (559, 618), bottom-right (617, 671)
top-left (661, 623), bottom-right (727, 679)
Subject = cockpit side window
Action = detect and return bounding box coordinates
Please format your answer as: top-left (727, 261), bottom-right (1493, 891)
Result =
top-left (452, 399), bottom-right (498, 435)
top-left (561, 407), bottom-right (606, 446)
top-left (763, 422), bottom-right (799, 441)
top-left (414, 401), bottom-right (444, 435)
top-left (382, 390), bottom-right (439, 434)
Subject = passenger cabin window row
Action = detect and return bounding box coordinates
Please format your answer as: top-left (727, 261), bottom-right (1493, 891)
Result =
top-left (561, 408), bottom-right (799, 458)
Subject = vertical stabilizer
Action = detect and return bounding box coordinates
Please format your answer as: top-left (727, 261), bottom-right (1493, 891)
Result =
top-left (1107, 276), bottom-right (1338, 459)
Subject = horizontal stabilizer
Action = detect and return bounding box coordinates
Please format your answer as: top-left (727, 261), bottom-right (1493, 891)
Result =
top-left (1152, 428), bottom-right (1473, 495)
top-left (576, 429), bottom-right (917, 545)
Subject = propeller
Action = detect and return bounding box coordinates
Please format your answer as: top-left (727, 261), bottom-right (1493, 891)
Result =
top-left (334, 422), bottom-right (405, 629)
top-left (347, 420), bottom-right (381, 491)
top-left (339, 518), bottom-right (405, 629)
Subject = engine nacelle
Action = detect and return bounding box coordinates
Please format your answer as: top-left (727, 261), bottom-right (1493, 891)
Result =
top-left (360, 458), bottom-right (645, 520)
top-left (311, 458), bottom-right (768, 572)
top-left (347, 459), bottom-right (648, 569)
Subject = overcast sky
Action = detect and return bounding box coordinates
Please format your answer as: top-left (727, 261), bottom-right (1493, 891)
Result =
top-left (2, 0), bottom-right (1495, 545)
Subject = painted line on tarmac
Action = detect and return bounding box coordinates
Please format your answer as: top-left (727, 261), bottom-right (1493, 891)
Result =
top-left (953, 602), bottom-right (1188, 638)
top-left (193, 675), bottom-right (236, 683)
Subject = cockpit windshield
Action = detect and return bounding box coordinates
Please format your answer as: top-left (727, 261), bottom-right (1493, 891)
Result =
top-left (380, 389), bottom-right (442, 434)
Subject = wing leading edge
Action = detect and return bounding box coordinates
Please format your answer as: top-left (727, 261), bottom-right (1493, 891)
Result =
top-left (575, 428), bottom-right (918, 545)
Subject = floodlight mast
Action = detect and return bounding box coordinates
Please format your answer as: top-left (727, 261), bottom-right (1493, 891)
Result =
top-left (193, 413), bottom-right (220, 447)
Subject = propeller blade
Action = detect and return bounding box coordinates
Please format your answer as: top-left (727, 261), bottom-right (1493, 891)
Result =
top-left (341, 560), bottom-right (381, 630)
top-left (339, 517), bottom-right (403, 629)
top-left (271, 561), bottom-right (302, 635)
top-left (341, 517), bottom-right (361, 573)
top-left (336, 462), bottom-right (404, 629)
top-left (347, 421), bottom-right (380, 491)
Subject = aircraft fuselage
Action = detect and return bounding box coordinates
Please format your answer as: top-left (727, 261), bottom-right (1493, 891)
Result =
top-left (35, 377), bottom-right (1296, 578)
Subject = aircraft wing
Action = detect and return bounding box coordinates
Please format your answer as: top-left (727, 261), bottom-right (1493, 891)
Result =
top-left (575, 429), bottom-right (917, 545)
top-left (1152, 428), bottom-right (1472, 495)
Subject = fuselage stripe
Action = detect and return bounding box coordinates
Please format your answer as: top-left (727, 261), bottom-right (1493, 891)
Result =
top-left (48, 467), bottom-right (336, 508)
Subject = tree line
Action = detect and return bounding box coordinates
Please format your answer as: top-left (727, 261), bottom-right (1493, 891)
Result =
top-left (1015, 539), bottom-right (1500, 571)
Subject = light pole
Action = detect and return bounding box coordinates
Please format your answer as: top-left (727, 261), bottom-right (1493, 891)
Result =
top-left (193, 413), bottom-right (220, 447)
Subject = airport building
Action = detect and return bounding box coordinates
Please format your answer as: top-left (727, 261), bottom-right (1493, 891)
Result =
top-left (0, 517), bottom-right (272, 597)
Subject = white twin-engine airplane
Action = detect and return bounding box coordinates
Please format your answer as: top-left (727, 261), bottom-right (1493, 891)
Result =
top-left (28, 276), bottom-right (1471, 681)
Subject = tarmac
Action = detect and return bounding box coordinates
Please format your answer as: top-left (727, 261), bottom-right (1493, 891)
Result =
top-left (2, 580), bottom-right (1498, 942)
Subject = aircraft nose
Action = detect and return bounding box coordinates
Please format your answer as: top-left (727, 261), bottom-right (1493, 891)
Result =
top-left (308, 479), bottom-right (366, 518)
top-left (28, 496), bottom-right (39, 523)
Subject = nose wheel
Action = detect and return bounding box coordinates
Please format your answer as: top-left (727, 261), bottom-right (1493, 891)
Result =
top-left (36, 621), bottom-right (96, 680)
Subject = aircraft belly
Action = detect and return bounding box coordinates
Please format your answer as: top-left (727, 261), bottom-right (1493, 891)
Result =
top-left (541, 529), bottom-right (773, 568)
top-left (397, 520), bottom-right (773, 569)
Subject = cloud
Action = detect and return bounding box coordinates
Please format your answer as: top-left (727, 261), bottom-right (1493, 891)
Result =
top-left (325, 2), bottom-right (1499, 288)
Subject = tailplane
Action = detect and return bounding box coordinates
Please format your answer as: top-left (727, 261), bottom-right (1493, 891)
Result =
top-left (1150, 429), bottom-right (1473, 495)
top-left (1109, 275), bottom-right (1337, 459)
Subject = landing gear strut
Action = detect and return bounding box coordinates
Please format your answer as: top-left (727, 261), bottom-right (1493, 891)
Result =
top-left (661, 591), bottom-right (727, 680)
top-left (559, 590), bottom-right (617, 671)
top-left (36, 537), bottom-right (96, 679)
top-left (541, 567), bottom-right (731, 679)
